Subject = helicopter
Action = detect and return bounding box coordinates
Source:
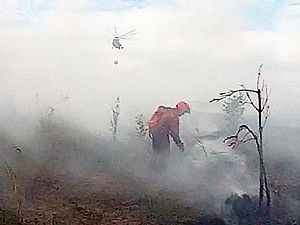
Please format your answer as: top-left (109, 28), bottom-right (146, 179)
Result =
top-left (110, 27), bottom-right (137, 50)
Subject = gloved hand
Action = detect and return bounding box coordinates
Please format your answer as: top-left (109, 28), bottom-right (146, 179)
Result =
top-left (178, 144), bottom-right (185, 152)
top-left (171, 134), bottom-right (185, 152)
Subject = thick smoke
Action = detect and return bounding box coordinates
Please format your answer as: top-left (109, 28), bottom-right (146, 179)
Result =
top-left (1, 95), bottom-right (299, 223)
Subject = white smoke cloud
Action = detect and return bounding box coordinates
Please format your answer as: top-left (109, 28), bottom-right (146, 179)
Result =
top-left (0, 0), bottom-right (299, 123)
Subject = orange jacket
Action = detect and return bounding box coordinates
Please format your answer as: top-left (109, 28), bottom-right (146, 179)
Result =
top-left (148, 106), bottom-right (184, 150)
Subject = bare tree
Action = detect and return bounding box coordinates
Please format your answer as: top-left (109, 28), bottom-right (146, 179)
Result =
top-left (210, 64), bottom-right (271, 214)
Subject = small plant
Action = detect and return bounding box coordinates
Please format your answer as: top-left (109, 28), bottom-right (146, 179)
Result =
top-left (2, 162), bottom-right (23, 221)
top-left (39, 106), bottom-right (55, 130)
top-left (110, 97), bottom-right (120, 142)
top-left (135, 113), bottom-right (148, 139)
top-left (222, 92), bottom-right (247, 130)
top-left (3, 162), bottom-right (18, 194)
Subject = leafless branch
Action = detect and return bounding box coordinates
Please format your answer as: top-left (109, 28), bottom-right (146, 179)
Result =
top-left (223, 124), bottom-right (259, 149)
top-left (196, 128), bottom-right (208, 159)
top-left (223, 135), bottom-right (239, 148)
top-left (197, 139), bottom-right (208, 159)
top-left (209, 88), bottom-right (258, 103)
top-left (241, 84), bottom-right (259, 111)
top-left (261, 79), bottom-right (265, 93)
top-left (261, 86), bottom-right (271, 112)
top-left (257, 64), bottom-right (263, 90)
top-left (262, 105), bottom-right (270, 129)
top-left (243, 137), bottom-right (257, 144)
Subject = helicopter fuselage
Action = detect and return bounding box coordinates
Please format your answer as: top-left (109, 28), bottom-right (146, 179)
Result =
top-left (112, 38), bottom-right (123, 50)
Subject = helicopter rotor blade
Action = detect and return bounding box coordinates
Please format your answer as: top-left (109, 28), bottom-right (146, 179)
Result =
top-left (106, 29), bottom-right (115, 36)
top-left (114, 27), bottom-right (118, 36)
top-left (118, 37), bottom-right (135, 41)
top-left (118, 29), bottom-right (137, 38)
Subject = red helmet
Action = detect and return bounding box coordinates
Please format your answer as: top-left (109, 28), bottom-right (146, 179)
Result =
top-left (176, 101), bottom-right (190, 114)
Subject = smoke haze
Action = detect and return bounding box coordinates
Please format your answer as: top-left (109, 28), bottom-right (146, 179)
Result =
top-left (0, 0), bottom-right (300, 223)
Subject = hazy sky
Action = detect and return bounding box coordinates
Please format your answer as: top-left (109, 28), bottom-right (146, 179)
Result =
top-left (0, 0), bottom-right (299, 121)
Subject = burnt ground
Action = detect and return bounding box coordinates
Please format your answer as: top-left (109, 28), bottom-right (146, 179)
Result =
top-left (0, 121), bottom-right (299, 225)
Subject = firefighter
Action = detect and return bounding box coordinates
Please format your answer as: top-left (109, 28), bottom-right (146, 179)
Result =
top-left (147, 101), bottom-right (190, 171)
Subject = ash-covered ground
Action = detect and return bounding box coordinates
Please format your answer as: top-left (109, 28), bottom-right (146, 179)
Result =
top-left (0, 103), bottom-right (299, 224)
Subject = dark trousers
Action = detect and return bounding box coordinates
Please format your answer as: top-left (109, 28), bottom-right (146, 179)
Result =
top-left (150, 135), bottom-right (170, 171)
